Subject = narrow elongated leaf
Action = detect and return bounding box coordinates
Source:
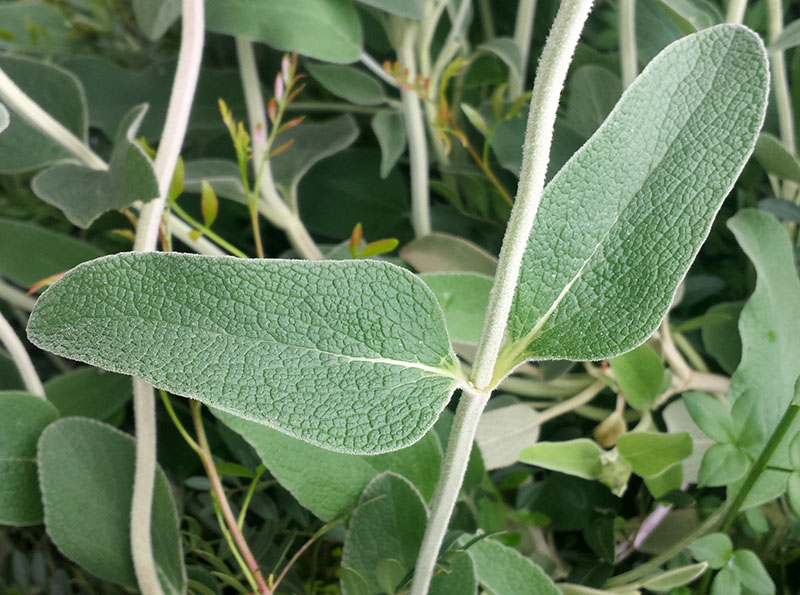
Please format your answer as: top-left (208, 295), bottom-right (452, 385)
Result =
top-left (27, 253), bottom-right (462, 454)
top-left (0, 55), bottom-right (87, 174)
top-left (565, 65), bottom-right (621, 138)
top-left (639, 563), bottom-right (708, 591)
top-left (213, 409), bottom-right (442, 521)
top-left (341, 473), bottom-right (427, 594)
top-left (519, 439), bottom-right (604, 480)
top-left (500, 25), bottom-right (767, 369)
top-left (658, 0), bottom-right (722, 31)
top-left (132, 0), bottom-right (180, 41)
top-left (0, 392), bottom-right (58, 526)
top-left (726, 209), bottom-right (800, 506)
top-left (0, 218), bottom-right (103, 288)
top-left (770, 19), bottom-right (800, 52)
top-left (752, 132), bottom-right (800, 182)
top-left (31, 104), bottom-right (160, 228)
top-left (371, 112), bottom-right (407, 179)
top-left (205, 0), bottom-right (363, 64)
top-left (306, 62), bottom-right (385, 105)
top-left (38, 418), bottom-right (184, 592)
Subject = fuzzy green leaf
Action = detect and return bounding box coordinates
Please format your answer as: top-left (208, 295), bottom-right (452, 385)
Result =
top-left (355, 0), bottom-right (423, 18)
top-left (421, 273), bottom-right (492, 345)
top-left (475, 403), bottom-right (540, 470)
top-left (730, 549), bottom-right (774, 594)
top-left (617, 432), bottom-right (693, 478)
top-left (37, 418), bottom-right (185, 592)
top-left (609, 344), bottom-right (664, 410)
top-left (752, 132), bottom-right (800, 182)
top-left (205, 0), bottom-right (363, 63)
top-left (464, 536), bottom-right (559, 595)
top-left (502, 25), bottom-right (767, 366)
top-left (44, 368), bottom-right (131, 421)
top-left (306, 62), bottom-right (385, 105)
top-left (371, 112), bottom-right (407, 179)
top-left (690, 533), bottom-right (732, 569)
top-left (564, 65), bottom-right (620, 138)
top-left (400, 233), bottom-right (498, 276)
top-left (639, 562), bottom-right (708, 591)
top-left (27, 253), bottom-right (462, 454)
top-left (0, 392), bottom-right (58, 526)
top-left (31, 104), bottom-right (160, 228)
top-left (213, 409), bottom-right (442, 521)
top-left (132, 0), bottom-right (180, 41)
top-left (519, 439), bottom-right (603, 480)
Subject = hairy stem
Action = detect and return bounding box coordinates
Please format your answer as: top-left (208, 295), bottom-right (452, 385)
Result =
top-left (0, 279), bottom-right (36, 311)
top-left (398, 22), bottom-right (432, 236)
top-left (410, 2), bottom-right (594, 592)
top-left (619, 0), bottom-right (638, 89)
top-left (191, 403), bottom-right (271, 594)
top-left (509, 0), bottom-right (537, 98)
top-left (130, 2), bottom-right (204, 592)
top-left (0, 310), bottom-right (45, 398)
top-left (409, 389), bottom-right (490, 595)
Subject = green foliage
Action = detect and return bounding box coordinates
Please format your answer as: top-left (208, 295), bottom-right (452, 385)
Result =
top-left (307, 62), bottom-right (386, 105)
top-left (609, 344), bottom-right (664, 410)
top-left (616, 432), bottom-right (692, 478)
top-left (464, 536), bottom-right (559, 595)
top-left (421, 272), bottom-right (492, 345)
top-left (44, 367), bottom-right (131, 421)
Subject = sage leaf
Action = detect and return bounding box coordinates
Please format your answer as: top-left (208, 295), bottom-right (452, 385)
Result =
top-left (701, 302), bottom-right (744, 374)
top-left (213, 409), bottom-right (442, 521)
top-left (501, 25), bottom-right (768, 368)
top-left (690, 533), bottom-right (733, 569)
top-left (727, 210), bottom-right (800, 504)
top-left (341, 472), bottom-right (427, 594)
top-left (730, 549), bottom-right (774, 594)
top-left (462, 536), bottom-right (559, 595)
top-left (478, 38), bottom-right (523, 82)
top-left (617, 432), bottom-right (692, 478)
top-left (564, 65), bottom-right (621, 138)
top-left (355, 0), bottom-right (423, 19)
top-left (0, 218), bottom-right (103, 288)
top-left (430, 551), bottom-right (477, 595)
top-left (371, 112), bottom-right (407, 179)
top-left (609, 344), bottom-right (664, 410)
top-left (31, 104), bottom-right (160, 228)
top-left (400, 233), bottom-right (498, 276)
top-left (0, 392), bottom-right (58, 526)
top-left (663, 399), bottom-right (713, 483)
top-left (44, 368), bottom-right (131, 421)
top-left (752, 132), bottom-right (800, 183)
top-left (0, 2), bottom-right (73, 55)
top-left (0, 55), bottom-right (87, 174)
top-left (27, 253), bottom-right (463, 454)
top-left (770, 19), bottom-right (800, 52)
top-left (757, 197), bottom-right (800, 224)
top-left (657, 0), bottom-right (722, 31)
top-left (639, 562), bottom-right (708, 591)
top-left (306, 62), bottom-right (385, 105)
top-left (37, 418), bottom-right (185, 592)
top-left (205, 0), bottom-right (363, 64)
top-left (421, 273), bottom-right (492, 345)
top-left (132, 0), bottom-right (180, 41)
top-left (475, 403), bottom-right (540, 470)
top-left (519, 438), bottom-right (604, 480)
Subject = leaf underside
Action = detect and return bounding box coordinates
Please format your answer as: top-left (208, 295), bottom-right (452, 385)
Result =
top-left (27, 253), bottom-right (460, 454)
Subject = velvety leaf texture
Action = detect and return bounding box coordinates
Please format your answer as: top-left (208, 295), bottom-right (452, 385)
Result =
top-left (27, 253), bottom-right (462, 454)
top-left (502, 25), bottom-right (767, 365)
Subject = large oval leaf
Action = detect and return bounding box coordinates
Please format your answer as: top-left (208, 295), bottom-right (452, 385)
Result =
top-left (205, 0), bottom-right (362, 64)
top-left (27, 253), bottom-right (462, 454)
top-left (500, 25), bottom-right (767, 370)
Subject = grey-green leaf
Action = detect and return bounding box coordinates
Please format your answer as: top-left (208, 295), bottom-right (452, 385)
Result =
top-left (770, 18), bottom-right (800, 52)
top-left (519, 439), bottom-right (603, 480)
top-left (502, 25), bottom-right (767, 367)
top-left (752, 132), bottom-right (800, 182)
top-left (0, 392), bottom-right (58, 526)
top-left (371, 112), bottom-right (407, 179)
top-left (44, 368), bottom-right (131, 421)
top-left (421, 273), bottom-right (492, 345)
top-left (479, 38), bottom-right (523, 83)
top-left (475, 403), bottom-right (540, 470)
top-left (726, 210), bottom-right (800, 504)
top-left (465, 536), bottom-right (559, 595)
top-left (132, 0), bottom-right (180, 41)
top-left (37, 418), bottom-right (185, 592)
top-left (0, 55), bottom-right (87, 174)
top-left (205, 0), bottom-right (363, 64)
top-left (341, 472), bottom-right (427, 594)
top-left (400, 233), bottom-right (498, 276)
top-left (565, 65), bottom-right (621, 138)
top-left (690, 533), bottom-right (732, 569)
top-left (213, 409), bottom-right (442, 521)
top-left (0, 218), bottom-right (103, 288)
top-left (657, 0), bottom-right (722, 31)
top-left (27, 253), bottom-right (462, 454)
top-left (307, 62), bottom-right (385, 105)
top-left (355, 0), bottom-right (423, 19)
top-left (31, 104), bottom-right (160, 228)
top-left (609, 344), bottom-right (664, 410)
top-left (616, 432), bottom-right (693, 478)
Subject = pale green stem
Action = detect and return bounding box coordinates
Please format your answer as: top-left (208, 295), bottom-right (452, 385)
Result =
top-left (472, 0), bottom-right (594, 391)
top-left (537, 381), bottom-right (605, 423)
top-left (726, 0), bottom-right (747, 24)
top-left (0, 278), bottom-right (36, 311)
top-left (410, 2), bottom-right (594, 592)
top-left (766, 0), bottom-right (798, 201)
top-left (430, 0), bottom-right (472, 89)
top-left (509, 0), bottom-right (537, 98)
top-left (235, 38), bottom-right (324, 260)
top-left (0, 68), bottom-right (108, 171)
top-left (619, 0), bottom-right (638, 89)
top-left (130, 2), bottom-right (204, 592)
top-left (409, 388), bottom-right (490, 595)
top-left (360, 50), bottom-right (400, 87)
top-left (476, 0), bottom-right (495, 41)
top-left (169, 215), bottom-right (227, 256)
top-left (398, 22), bottom-right (432, 237)
top-left (498, 373), bottom-right (594, 398)
top-left (0, 310), bottom-right (45, 398)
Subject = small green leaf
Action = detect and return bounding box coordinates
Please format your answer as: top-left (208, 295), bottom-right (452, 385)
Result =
top-left (609, 344), bottom-right (664, 410)
top-left (461, 103), bottom-right (490, 136)
top-left (711, 566), bottom-right (741, 595)
top-left (200, 181), bottom-right (219, 228)
top-left (701, 302), bottom-right (744, 374)
top-left (690, 533), bottom-right (733, 569)
top-left (28, 253), bottom-right (462, 454)
top-left (0, 55), bottom-right (87, 174)
top-left (0, 218), bottom-right (104, 288)
top-left (698, 443), bottom-right (749, 487)
top-left (770, 18), bottom-right (800, 52)
top-left (307, 62), bottom-right (385, 105)
top-left (475, 403), bottom-right (540, 470)
top-left (662, 399), bottom-right (713, 483)
top-left (463, 536), bottom-right (559, 595)
top-left (478, 38), bottom-right (523, 82)
top-left (616, 432), bottom-right (692, 478)
top-left (0, 392), bottom-right (58, 526)
top-left (132, 0), bottom-right (180, 41)
top-left (37, 418), bottom-right (185, 592)
top-left (44, 368), bottom-right (131, 421)
top-left (31, 104), bottom-right (160, 228)
top-left (420, 273), bottom-right (492, 345)
top-left (644, 462), bottom-right (683, 498)
top-left (371, 112), bottom-right (407, 179)
top-left (657, 0), bottom-right (722, 31)
top-left (639, 562), bottom-right (708, 591)
top-left (429, 550), bottom-right (477, 595)
top-left (757, 197), bottom-right (800, 224)
top-left (357, 238), bottom-right (399, 259)
top-left (752, 132), bottom-right (800, 182)
top-left (400, 233), bottom-right (498, 276)
top-left (564, 65), bottom-right (621, 138)
top-left (519, 439), bottom-right (604, 480)
top-left (213, 409), bottom-right (442, 521)
top-left (205, 0), bottom-right (363, 64)
top-left (340, 473), bottom-right (427, 594)
top-left (501, 25), bottom-right (768, 368)
top-left (684, 391), bottom-right (735, 444)
top-left (730, 549), bottom-right (774, 594)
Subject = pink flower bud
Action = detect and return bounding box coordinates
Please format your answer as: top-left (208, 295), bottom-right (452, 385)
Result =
top-left (282, 54), bottom-right (291, 84)
top-left (274, 74), bottom-right (285, 102)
